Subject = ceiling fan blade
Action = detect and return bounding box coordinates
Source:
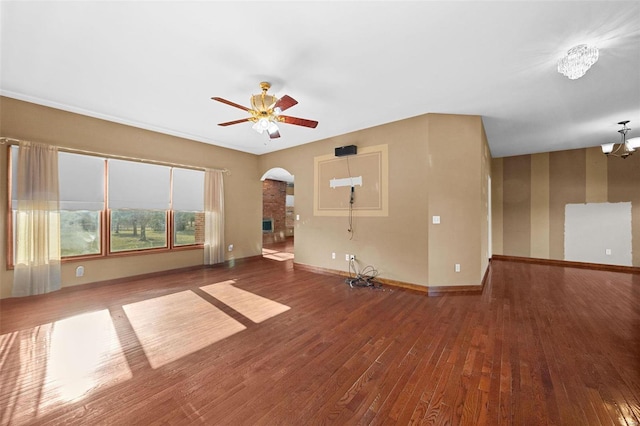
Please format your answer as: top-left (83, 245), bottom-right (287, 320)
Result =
top-left (269, 129), bottom-right (281, 139)
top-left (280, 115), bottom-right (319, 128)
top-left (211, 97), bottom-right (251, 112)
top-left (218, 118), bottom-right (251, 126)
top-left (275, 95), bottom-right (298, 112)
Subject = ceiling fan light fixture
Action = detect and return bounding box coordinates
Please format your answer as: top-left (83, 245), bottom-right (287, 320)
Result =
top-left (252, 118), bottom-right (270, 134)
top-left (557, 44), bottom-right (599, 80)
top-left (267, 121), bottom-right (279, 135)
top-left (251, 94), bottom-right (277, 112)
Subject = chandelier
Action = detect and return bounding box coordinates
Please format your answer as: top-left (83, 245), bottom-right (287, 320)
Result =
top-left (557, 44), bottom-right (599, 80)
top-left (601, 121), bottom-right (640, 159)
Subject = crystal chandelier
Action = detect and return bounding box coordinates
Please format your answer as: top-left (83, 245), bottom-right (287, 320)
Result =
top-left (601, 121), bottom-right (640, 159)
top-left (557, 44), bottom-right (599, 80)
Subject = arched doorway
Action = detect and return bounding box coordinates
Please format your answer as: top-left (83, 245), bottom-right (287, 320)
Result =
top-left (260, 168), bottom-right (294, 260)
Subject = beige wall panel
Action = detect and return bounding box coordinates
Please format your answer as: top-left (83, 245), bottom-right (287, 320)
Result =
top-left (427, 114), bottom-right (484, 286)
top-left (585, 147), bottom-right (608, 203)
top-left (530, 153), bottom-right (550, 259)
top-left (314, 145), bottom-right (388, 216)
top-left (260, 115), bottom-right (431, 287)
top-left (502, 155), bottom-right (531, 257)
top-left (607, 154), bottom-right (640, 266)
top-left (548, 149), bottom-right (586, 261)
top-left (0, 96), bottom-right (261, 298)
top-left (491, 158), bottom-right (504, 256)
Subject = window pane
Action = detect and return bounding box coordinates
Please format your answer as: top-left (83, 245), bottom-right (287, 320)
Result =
top-left (61, 211), bottom-right (101, 256)
top-left (108, 160), bottom-right (170, 210)
top-left (174, 211), bottom-right (204, 246)
top-left (110, 210), bottom-right (167, 252)
top-left (59, 152), bottom-right (105, 210)
top-left (172, 168), bottom-right (204, 211)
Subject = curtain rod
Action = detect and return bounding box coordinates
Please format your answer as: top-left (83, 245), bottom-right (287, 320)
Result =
top-left (0, 136), bottom-right (230, 175)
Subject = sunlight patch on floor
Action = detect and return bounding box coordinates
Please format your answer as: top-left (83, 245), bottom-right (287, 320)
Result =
top-left (201, 280), bottom-right (291, 323)
top-left (123, 290), bottom-right (246, 369)
top-left (0, 310), bottom-right (131, 424)
top-left (43, 310), bottom-right (132, 403)
top-left (262, 248), bottom-right (295, 261)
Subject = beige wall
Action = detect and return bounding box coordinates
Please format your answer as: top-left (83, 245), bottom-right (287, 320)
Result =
top-left (261, 115), bottom-right (430, 286)
top-left (427, 114), bottom-right (489, 286)
top-left (0, 97), bottom-right (262, 298)
top-left (492, 146), bottom-right (640, 266)
top-left (1, 98), bottom-right (492, 297)
top-left (259, 113), bottom-right (490, 288)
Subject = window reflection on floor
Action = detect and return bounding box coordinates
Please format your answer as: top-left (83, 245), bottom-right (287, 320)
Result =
top-left (123, 290), bottom-right (246, 369)
top-left (0, 310), bottom-right (131, 424)
top-left (262, 248), bottom-right (295, 261)
top-left (201, 280), bottom-right (290, 323)
top-left (43, 310), bottom-right (132, 403)
top-left (1, 282), bottom-right (292, 423)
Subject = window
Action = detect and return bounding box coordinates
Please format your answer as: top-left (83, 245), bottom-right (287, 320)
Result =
top-left (58, 152), bottom-right (105, 256)
top-left (172, 168), bottom-right (205, 247)
top-left (61, 211), bottom-right (101, 256)
top-left (8, 146), bottom-right (206, 264)
top-left (108, 159), bottom-right (170, 252)
top-left (110, 210), bottom-right (167, 252)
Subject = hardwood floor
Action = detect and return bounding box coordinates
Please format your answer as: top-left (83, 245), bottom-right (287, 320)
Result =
top-left (262, 237), bottom-right (294, 260)
top-left (0, 256), bottom-right (638, 425)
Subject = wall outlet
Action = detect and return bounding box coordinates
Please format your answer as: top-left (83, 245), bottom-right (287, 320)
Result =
top-left (228, 244), bottom-right (234, 252)
top-left (332, 252), bottom-right (336, 259)
top-left (345, 254), bottom-right (350, 261)
top-left (350, 254), bottom-right (356, 261)
top-left (455, 263), bottom-right (461, 272)
top-left (605, 248), bottom-right (612, 255)
top-left (75, 266), bottom-right (84, 277)
top-left (296, 214), bottom-right (300, 221)
top-left (432, 216), bottom-right (441, 224)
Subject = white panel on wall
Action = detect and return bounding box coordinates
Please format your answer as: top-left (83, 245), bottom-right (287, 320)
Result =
top-left (565, 202), bottom-right (632, 266)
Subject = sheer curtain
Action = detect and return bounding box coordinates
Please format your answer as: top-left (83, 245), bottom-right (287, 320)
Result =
top-left (13, 141), bottom-right (61, 297)
top-left (204, 169), bottom-right (225, 265)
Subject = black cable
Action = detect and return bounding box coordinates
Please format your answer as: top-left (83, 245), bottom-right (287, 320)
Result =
top-left (345, 258), bottom-right (381, 289)
top-left (348, 186), bottom-right (354, 239)
top-left (346, 157), bottom-right (354, 239)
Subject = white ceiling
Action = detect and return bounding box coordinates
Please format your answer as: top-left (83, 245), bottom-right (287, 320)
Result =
top-left (1, 1), bottom-right (639, 157)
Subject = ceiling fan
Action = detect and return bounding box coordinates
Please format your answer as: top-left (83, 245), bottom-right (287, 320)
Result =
top-left (212, 82), bottom-right (318, 139)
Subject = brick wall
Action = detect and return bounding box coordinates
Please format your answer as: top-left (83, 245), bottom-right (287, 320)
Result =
top-left (262, 179), bottom-right (287, 244)
top-left (194, 212), bottom-right (205, 244)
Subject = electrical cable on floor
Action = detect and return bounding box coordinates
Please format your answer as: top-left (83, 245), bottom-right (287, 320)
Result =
top-left (345, 257), bottom-right (382, 289)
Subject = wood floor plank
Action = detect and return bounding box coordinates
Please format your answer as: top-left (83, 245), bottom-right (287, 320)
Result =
top-left (0, 243), bottom-right (638, 425)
